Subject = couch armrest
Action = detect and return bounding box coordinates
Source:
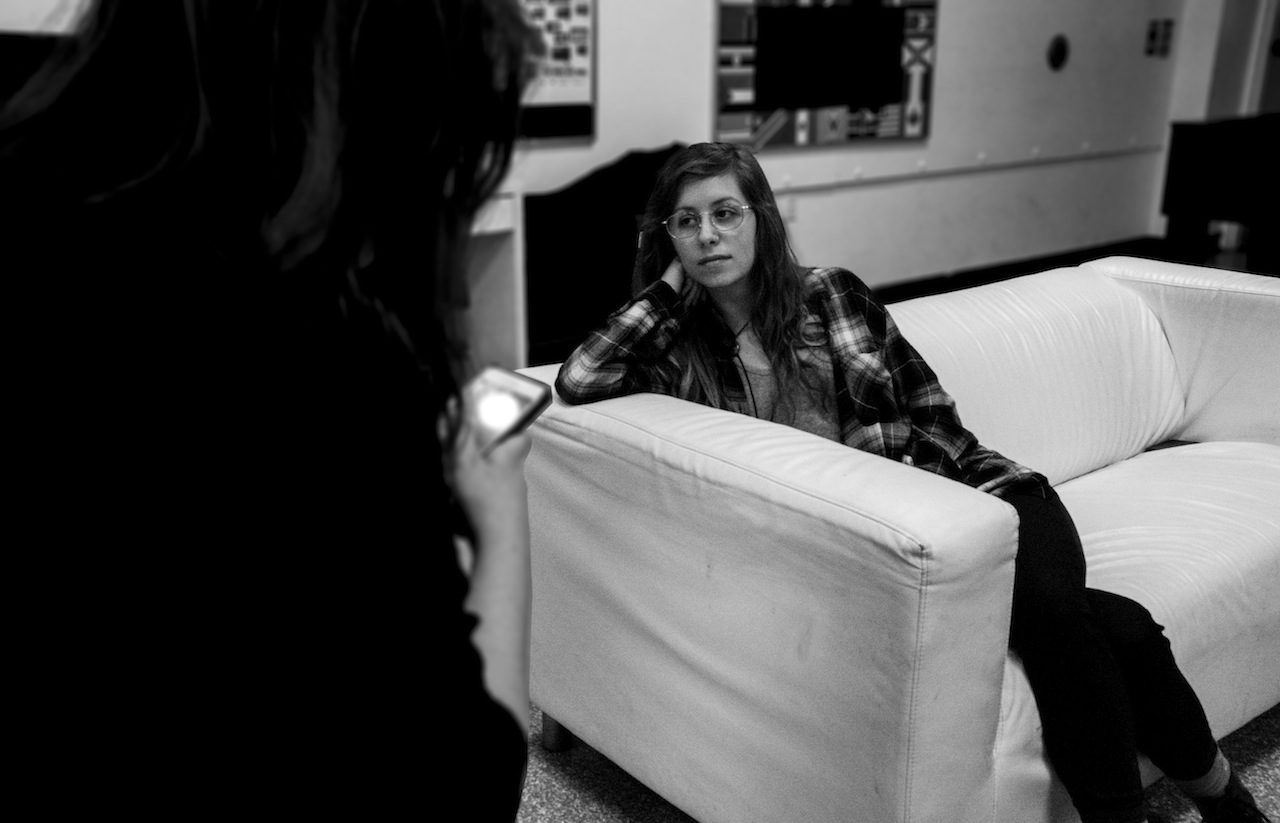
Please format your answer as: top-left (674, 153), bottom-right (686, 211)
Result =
top-left (1083, 256), bottom-right (1280, 445)
top-left (518, 364), bottom-right (1018, 823)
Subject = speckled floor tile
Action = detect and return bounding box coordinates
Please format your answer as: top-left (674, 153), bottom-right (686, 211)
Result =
top-left (519, 703), bottom-right (1278, 822)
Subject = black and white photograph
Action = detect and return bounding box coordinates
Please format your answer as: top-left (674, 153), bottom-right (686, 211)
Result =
top-left (2, 1), bottom-right (1276, 821)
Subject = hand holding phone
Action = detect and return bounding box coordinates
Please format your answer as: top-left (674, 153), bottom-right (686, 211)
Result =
top-left (462, 366), bottom-right (552, 456)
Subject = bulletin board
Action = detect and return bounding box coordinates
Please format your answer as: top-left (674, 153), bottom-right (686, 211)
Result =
top-left (715, 0), bottom-right (937, 151)
top-left (519, 0), bottom-right (595, 140)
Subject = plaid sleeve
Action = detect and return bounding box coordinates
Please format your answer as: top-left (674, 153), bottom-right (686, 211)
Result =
top-left (553, 280), bottom-right (685, 404)
top-left (817, 266), bottom-right (1046, 497)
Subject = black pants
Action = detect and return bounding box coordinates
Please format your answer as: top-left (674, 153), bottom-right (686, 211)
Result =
top-left (1005, 488), bottom-right (1219, 823)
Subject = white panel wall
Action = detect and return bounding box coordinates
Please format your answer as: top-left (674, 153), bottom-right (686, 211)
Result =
top-left (506, 0), bottom-right (716, 194)
top-left (503, 0), bottom-right (1226, 288)
top-left (783, 153), bottom-right (1167, 287)
top-left (4, 0), bottom-right (1232, 288)
top-left (762, 0), bottom-right (1181, 188)
top-left (753, 0), bottom-right (1187, 284)
top-left (6, 0), bottom-right (1240, 363)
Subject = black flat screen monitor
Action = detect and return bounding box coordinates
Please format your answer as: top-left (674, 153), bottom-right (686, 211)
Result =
top-left (753, 4), bottom-right (905, 112)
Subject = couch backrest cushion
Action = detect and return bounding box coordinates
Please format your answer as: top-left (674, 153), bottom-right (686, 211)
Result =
top-left (1082, 255), bottom-right (1280, 445)
top-left (887, 267), bottom-right (1184, 486)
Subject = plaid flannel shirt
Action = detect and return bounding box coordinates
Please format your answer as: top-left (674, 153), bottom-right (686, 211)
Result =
top-left (555, 266), bottom-right (1048, 498)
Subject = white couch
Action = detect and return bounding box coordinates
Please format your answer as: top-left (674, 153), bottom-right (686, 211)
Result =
top-left (518, 256), bottom-right (1280, 823)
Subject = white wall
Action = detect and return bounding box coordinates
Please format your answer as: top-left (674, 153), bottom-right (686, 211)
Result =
top-left (507, 0), bottom-right (715, 194)
top-left (766, 0), bottom-right (1186, 283)
top-left (509, 0), bottom-right (1231, 288)
top-left (9, 0), bottom-right (1232, 288)
top-left (5, 0), bottom-right (1241, 365)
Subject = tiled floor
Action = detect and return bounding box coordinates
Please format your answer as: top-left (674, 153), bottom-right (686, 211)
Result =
top-left (518, 704), bottom-right (1280, 823)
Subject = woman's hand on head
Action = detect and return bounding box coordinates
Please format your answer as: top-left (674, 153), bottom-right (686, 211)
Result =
top-left (660, 258), bottom-right (685, 294)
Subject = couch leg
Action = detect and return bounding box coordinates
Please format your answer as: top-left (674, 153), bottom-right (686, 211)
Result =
top-left (541, 712), bottom-right (576, 752)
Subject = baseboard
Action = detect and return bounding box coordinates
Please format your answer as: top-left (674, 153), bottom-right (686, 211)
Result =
top-left (872, 237), bottom-right (1173, 304)
top-left (874, 234), bottom-right (1278, 304)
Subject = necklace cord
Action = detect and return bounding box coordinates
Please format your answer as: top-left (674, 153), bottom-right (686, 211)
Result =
top-left (732, 319), bottom-right (759, 418)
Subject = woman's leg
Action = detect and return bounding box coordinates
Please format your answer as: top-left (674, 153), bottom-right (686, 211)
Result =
top-left (1084, 589), bottom-right (1218, 781)
top-left (1005, 488), bottom-right (1147, 823)
top-left (1088, 590), bottom-right (1272, 822)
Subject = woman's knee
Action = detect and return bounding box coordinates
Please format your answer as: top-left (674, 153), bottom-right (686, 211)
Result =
top-left (1086, 589), bottom-right (1170, 653)
top-left (1010, 491), bottom-right (1088, 593)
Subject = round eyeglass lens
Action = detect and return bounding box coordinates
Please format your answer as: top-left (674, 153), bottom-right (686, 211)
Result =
top-left (667, 213), bottom-right (700, 238)
top-left (711, 205), bottom-right (744, 231)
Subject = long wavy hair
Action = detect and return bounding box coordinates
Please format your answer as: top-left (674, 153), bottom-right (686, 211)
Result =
top-left (632, 142), bottom-right (826, 416)
top-left (0, 0), bottom-right (540, 450)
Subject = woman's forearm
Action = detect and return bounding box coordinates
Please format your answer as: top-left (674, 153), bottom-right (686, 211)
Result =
top-left (462, 486), bottom-right (532, 735)
top-left (555, 281), bottom-right (684, 403)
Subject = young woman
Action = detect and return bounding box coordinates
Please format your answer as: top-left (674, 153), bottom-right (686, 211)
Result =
top-left (555, 142), bottom-right (1269, 823)
top-left (1, 2), bottom-right (539, 818)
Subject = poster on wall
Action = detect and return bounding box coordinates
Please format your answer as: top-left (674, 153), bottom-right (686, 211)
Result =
top-left (716, 0), bottom-right (937, 151)
top-left (519, 0), bottom-right (595, 140)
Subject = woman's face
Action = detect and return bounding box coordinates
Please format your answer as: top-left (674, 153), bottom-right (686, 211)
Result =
top-left (669, 173), bottom-right (757, 297)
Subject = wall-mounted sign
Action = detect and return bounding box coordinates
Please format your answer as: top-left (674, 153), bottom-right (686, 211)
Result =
top-left (519, 0), bottom-right (595, 140)
top-left (716, 0), bottom-right (937, 151)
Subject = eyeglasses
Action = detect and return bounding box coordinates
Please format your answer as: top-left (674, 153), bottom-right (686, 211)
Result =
top-left (661, 203), bottom-right (753, 240)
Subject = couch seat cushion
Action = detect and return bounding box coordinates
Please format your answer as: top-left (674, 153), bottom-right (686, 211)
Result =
top-left (1055, 441), bottom-right (1280, 732)
top-left (993, 442), bottom-right (1280, 822)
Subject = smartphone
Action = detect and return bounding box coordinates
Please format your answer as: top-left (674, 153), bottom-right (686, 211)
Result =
top-left (462, 366), bottom-right (552, 455)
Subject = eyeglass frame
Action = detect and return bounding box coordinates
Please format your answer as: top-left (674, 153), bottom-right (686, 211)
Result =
top-left (659, 202), bottom-right (755, 240)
